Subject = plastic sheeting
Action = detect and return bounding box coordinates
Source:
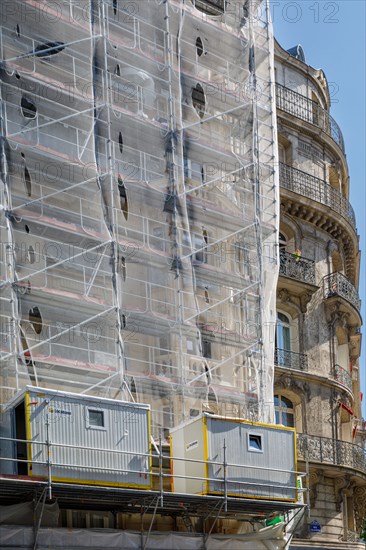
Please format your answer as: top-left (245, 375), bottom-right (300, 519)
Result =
top-left (0, 501), bottom-right (59, 527)
top-left (0, 0), bottom-right (278, 440)
top-left (0, 524), bottom-right (288, 550)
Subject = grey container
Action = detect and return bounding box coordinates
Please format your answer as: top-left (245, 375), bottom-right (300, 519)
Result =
top-left (1, 386), bottom-right (151, 488)
top-left (170, 414), bottom-right (297, 501)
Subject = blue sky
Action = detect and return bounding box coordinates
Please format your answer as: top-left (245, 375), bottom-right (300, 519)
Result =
top-left (272, 0), bottom-right (366, 418)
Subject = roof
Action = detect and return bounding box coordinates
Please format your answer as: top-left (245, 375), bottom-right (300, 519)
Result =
top-left (286, 45), bottom-right (306, 63)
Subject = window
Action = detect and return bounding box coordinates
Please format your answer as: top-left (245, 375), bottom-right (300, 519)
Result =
top-left (118, 176), bottom-right (128, 220)
top-left (202, 338), bottom-right (212, 359)
top-left (186, 337), bottom-right (196, 354)
top-left (234, 242), bottom-right (251, 277)
top-left (29, 306), bottom-right (43, 335)
top-left (192, 84), bottom-right (206, 119)
top-left (248, 433), bottom-right (263, 452)
top-left (159, 334), bottom-right (169, 353)
top-left (194, 232), bottom-right (208, 263)
top-left (87, 408), bottom-right (105, 429)
top-left (274, 394), bottom-right (294, 427)
top-left (276, 312), bottom-right (291, 351)
top-left (24, 164), bottom-right (32, 197)
top-left (196, 37), bottom-right (204, 57)
top-left (193, 0), bottom-right (225, 16)
top-left (21, 96), bottom-right (37, 119)
top-left (279, 232), bottom-right (287, 252)
top-left (152, 227), bottom-right (165, 251)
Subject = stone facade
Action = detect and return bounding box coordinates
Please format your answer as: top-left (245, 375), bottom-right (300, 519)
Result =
top-left (274, 40), bottom-right (365, 549)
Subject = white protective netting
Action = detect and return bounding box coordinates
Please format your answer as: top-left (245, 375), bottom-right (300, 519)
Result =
top-left (0, 0), bottom-right (278, 436)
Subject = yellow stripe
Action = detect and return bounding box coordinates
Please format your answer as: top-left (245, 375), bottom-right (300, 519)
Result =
top-left (169, 433), bottom-right (174, 493)
top-left (212, 415), bottom-right (296, 433)
top-left (147, 409), bottom-right (153, 490)
top-left (203, 416), bottom-right (209, 494)
top-left (293, 430), bottom-right (298, 501)
top-left (25, 392), bottom-right (33, 476)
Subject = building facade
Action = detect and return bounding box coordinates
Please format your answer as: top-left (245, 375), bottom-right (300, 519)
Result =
top-left (274, 41), bottom-right (366, 549)
top-left (0, 0), bottom-right (364, 548)
top-left (0, 1), bottom-right (293, 548)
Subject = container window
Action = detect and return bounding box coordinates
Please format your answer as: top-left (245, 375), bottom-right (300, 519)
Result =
top-left (88, 409), bottom-right (105, 428)
top-left (248, 433), bottom-right (263, 452)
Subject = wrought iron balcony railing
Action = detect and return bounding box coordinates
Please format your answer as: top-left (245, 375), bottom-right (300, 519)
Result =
top-left (279, 250), bottom-right (316, 285)
top-left (274, 348), bottom-right (308, 371)
top-left (323, 272), bottom-right (361, 311)
top-left (276, 84), bottom-right (345, 152)
top-left (280, 163), bottom-right (356, 230)
top-left (334, 364), bottom-right (353, 393)
top-left (297, 433), bottom-right (366, 475)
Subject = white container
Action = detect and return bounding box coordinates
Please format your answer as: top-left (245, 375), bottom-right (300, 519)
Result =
top-left (170, 414), bottom-right (297, 502)
top-left (1, 386), bottom-right (151, 488)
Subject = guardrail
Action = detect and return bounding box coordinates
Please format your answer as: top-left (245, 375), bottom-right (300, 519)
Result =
top-left (334, 364), bottom-right (353, 393)
top-left (0, 435), bottom-right (300, 503)
top-left (274, 348), bottom-right (308, 372)
top-left (297, 433), bottom-right (366, 475)
top-left (279, 250), bottom-right (316, 285)
top-left (323, 272), bottom-right (361, 311)
top-left (279, 163), bottom-right (356, 230)
top-left (276, 84), bottom-right (345, 152)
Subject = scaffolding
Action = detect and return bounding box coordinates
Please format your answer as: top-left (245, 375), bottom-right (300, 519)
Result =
top-left (0, 0), bottom-right (278, 444)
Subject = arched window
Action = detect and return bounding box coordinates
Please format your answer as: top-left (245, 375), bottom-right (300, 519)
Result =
top-left (274, 394), bottom-right (294, 427)
top-left (276, 312), bottom-right (291, 351)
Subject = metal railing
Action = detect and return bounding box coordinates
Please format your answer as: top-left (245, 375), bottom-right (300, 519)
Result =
top-left (297, 433), bottom-right (366, 475)
top-left (274, 348), bottom-right (308, 371)
top-left (323, 272), bottom-right (361, 311)
top-left (279, 250), bottom-right (316, 285)
top-left (280, 163), bottom-right (356, 230)
top-left (0, 435), bottom-right (300, 504)
top-left (334, 364), bottom-right (353, 393)
top-left (276, 84), bottom-right (345, 152)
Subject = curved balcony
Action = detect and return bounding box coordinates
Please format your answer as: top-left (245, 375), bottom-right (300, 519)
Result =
top-left (274, 348), bottom-right (308, 372)
top-left (297, 433), bottom-right (366, 475)
top-left (323, 272), bottom-right (361, 311)
top-left (276, 84), bottom-right (345, 153)
top-left (334, 364), bottom-right (353, 394)
top-left (279, 250), bottom-right (316, 285)
top-left (280, 163), bottom-right (356, 230)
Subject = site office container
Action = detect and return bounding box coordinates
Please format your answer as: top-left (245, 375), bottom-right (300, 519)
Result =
top-left (170, 414), bottom-right (297, 502)
top-left (1, 386), bottom-right (152, 489)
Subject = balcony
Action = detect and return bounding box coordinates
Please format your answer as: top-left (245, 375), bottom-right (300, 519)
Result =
top-left (279, 250), bottom-right (316, 285)
top-left (323, 272), bottom-right (361, 311)
top-left (274, 348), bottom-right (308, 372)
top-left (276, 84), bottom-right (345, 153)
top-left (280, 163), bottom-right (356, 230)
top-left (297, 434), bottom-right (366, 475)
top-left (334, 364), bottom-right (353, 394)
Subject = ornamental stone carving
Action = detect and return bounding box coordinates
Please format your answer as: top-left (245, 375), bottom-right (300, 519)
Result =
top-left (354, 486), bottom-right (366, 533)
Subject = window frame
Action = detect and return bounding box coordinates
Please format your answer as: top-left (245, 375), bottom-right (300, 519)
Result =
top-left (247, 432), bottom-right (263, 453)
top-left (274, 393), bottom-right (295, 428)
top-left (86, 407), bottom-right (107, 431)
